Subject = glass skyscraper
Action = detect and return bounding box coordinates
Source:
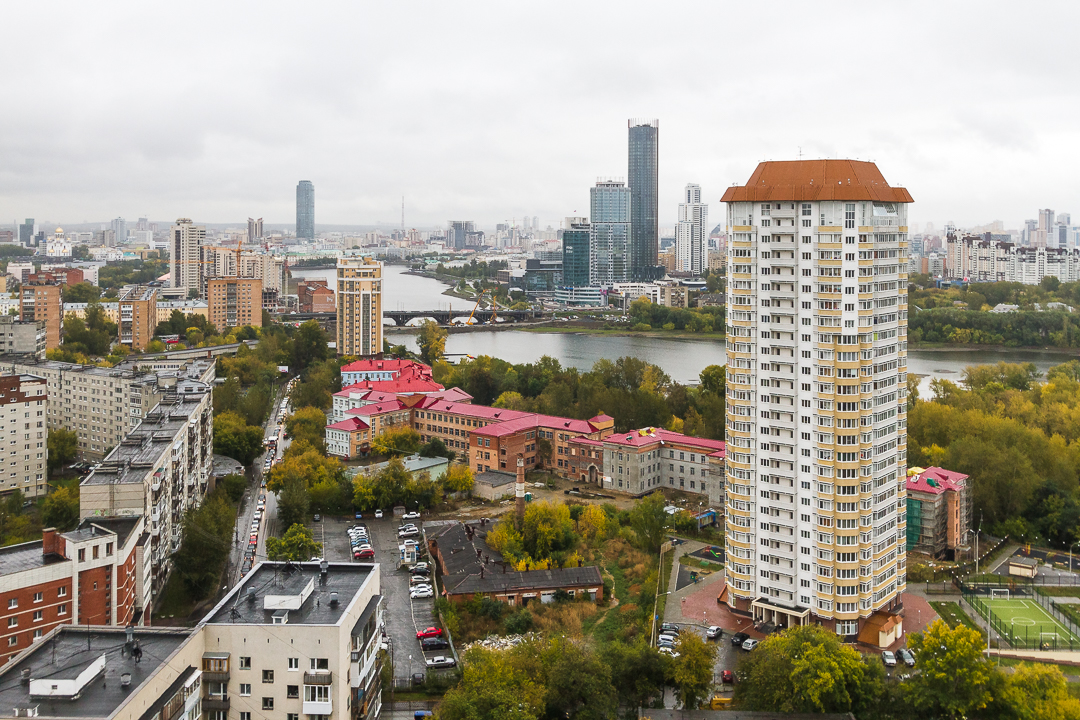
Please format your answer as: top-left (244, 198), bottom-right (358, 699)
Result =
top-left (628, 119), bottom-right (659, 280)
top-left (296, 180), bottom-right (315, 239)
top-left (561, 219), bottom-right (591, 288)
top-left (589, 180), bottom-right (631, 285)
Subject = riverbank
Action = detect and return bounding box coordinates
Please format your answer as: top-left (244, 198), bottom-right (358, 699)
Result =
top-left (911, 343), bottom-right (1080, 355)
top-left (523, 325), bottom-right (725, 342)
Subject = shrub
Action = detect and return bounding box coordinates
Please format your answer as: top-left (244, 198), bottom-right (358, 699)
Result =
top-left (503, 609), bottom-right (534, 634)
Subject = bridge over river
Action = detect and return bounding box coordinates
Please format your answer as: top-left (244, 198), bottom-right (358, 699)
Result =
top-left (274, 308), bottom-right (544, 328)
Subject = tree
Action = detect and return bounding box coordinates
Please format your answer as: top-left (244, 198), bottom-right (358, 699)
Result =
top-left (417, 320), bottom-right (448, 365)
top-left (603, 641), bottom-right (667, 709)
top-left (145, 339), bottom-right (166, 353)
top-left (41, 486), bottom-right (80, 530)
top-left (735, 624), bottom-right (880, 714)
top-left (172, 490), bottom-right (234, 600)
top-left (992, 662), bottom-right (1080, 719)
top-left (441, 465), bottom-right (474, 493)
top-left (371, 427), bottom-right (421, 457)
top-left (438, 648), bottom-right (545, 720)
top-left (535, 438), bottom-right (552, 468)
top-left (628, 492), bottom-right (667, 553)
top-left (419, 436), bottom-right (455, 461)
top-left (63, 282), bottom-right (102, 303)
top-left (47, 429), bottom-right (79, 473)
top-left (213, 411), bottom-right (265, 466)
top-left (493, 391), bottom-right (530, 410)
top-left (291, 320), bottom-right (331, 372)
top-left (277, 477), bottom-right (311, 530)
top-left (538, 636), bottom-right (616, 720)
top-left (905, 620), bottom-right (995, 719)
top-left (672, 633), bottom-right (717, 709)
top-left (219, 474), bottom-right (247, 503)
top-left (578, 504), bottom-right (608, 546)
top-left (285, 406), bottom-right (328, 452)
top-left (266, 523), bottom-right (323, 561)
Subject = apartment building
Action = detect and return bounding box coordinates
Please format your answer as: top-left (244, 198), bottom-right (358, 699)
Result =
top-left (0, 315), bottom-right (47, 358)
top-left (118, 285), bottom-right (158, 351)
top-left (80, 384), bottom-right (214, 604)
top-left (4, 358), bottom-right (216, 460)
top-left (721, 160), bottom-right (910, 643)
top-left (0, 519), bottom-right (147, 666)
top-left (0, 375), bottom-right (48, 498)
top-left (905, 466), bottom-right (971, 559)
top-left (566, 426), bottom-right (725, 503)
top-left (946, 232), bottom-right (1080, 285)
top-left (298, 279), bottom-right (336, 312)
top-left (20, 281), bottom-right (62, 350)
top-left (206, 276), bottom-right (263, 329)
top-left (0, 561), bottom-right (383, 720)
top-left (170, 218), bottom-right (207, 297)
top-left (157, 299), bottom-right (209, 322)
top-left (203, 246), bottom-right (286, 295)
top-left (336, 256), bottom-right (383, 356)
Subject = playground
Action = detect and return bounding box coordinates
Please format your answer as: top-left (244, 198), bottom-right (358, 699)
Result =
top-left (968, 589), bottom-right (1080, 649)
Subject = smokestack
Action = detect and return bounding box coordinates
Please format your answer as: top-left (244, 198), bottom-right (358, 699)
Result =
top-left (515, 454), bottom-right (526, 529)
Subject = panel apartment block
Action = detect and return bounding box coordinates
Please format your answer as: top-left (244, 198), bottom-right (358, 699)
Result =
top-left (206, 276), bottom-right (263, 329)
top-left (721, 160), bottom-right (911, 641)
top-left (118, 284), bottom-right (158, 351)
top-left (0, 374), bottom-right (48, 498)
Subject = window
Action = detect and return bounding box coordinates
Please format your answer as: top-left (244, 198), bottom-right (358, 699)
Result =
top-left (305, 685), bottom-right (330, 703)
top-left (6, 637), bottom-right (15, 646)
top-left (262, 698), bottom-right (274, 711)
top-left (239, 656), bottom-right (251, 669)
top-left (6, 598), bottom-right (15, 609)
top-left (240, 714), bottom-right (251, 720)
top-left (311, 658), bottom-right (329, 670)
top-left (240, 684), bottom-right (251, 696)
top-left (287, 685), bottom-right (299, 699)
top-left (287, 715), bottom-right (299, 720)
top-left (7, 617), bottom-right (17, 628)
top-left (57, 603), bottom-right (67, 615)
top-left (288, 657), bottom-right (299, 670)
top-left (33, 592), bottom-right (42, 603)
top-left (33, 610), bottom-right (42, 622)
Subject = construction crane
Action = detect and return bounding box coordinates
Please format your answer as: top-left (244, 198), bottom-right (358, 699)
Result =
top-left (235, 237), bottom-right (243, 277)
top-left (467, 290), bottom-right (492, 325)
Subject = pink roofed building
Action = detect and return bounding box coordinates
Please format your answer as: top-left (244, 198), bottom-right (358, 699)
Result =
top-left (326, 416), bottom-right (371, 458)
top-left (905, 466), bottom-right (972, 559)
top-left (340, 358), bottom-right (434, 386)
top-left (567, 426), bottom-right (725, 501)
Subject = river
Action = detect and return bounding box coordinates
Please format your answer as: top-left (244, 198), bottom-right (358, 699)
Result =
top-left (290, 264), bottom-right (1080, 389)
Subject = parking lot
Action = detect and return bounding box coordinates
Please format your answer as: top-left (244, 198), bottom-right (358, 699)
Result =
top-left (312, 514), bottom-right (455, 682)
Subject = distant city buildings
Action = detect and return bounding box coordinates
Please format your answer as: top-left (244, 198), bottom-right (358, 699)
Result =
top-left (296, 180), bottom-right (315, 239)
top-left (247, 216), bottom-right (263, 243)
top-left (628, 119), bottom-right (659, 280)
top-left (336, 255), bottom-right (383, 356)
top-left (110, 217), bottom-right (127, 247)
top-left (44, 227), bottom-right (71, 257)
top-left (675, 183), bottom-right (708, 274)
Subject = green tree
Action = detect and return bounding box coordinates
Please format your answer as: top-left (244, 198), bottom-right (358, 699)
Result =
top-left (266, 523), bottom-right (323, 561)
top-left (535, 437), bottom-right (552, 468)
top-left (538, 636), bottom-right (616, 720)
top-left (277, 477), bottom-right (311, 530)
top-left (438, 647), bottom-right (545, 720)
top-left (371, 427), bottom-right (421, 457)
top-left (905, 620), bottom-right (995, 719)
top-left (219, 474), bottom-right (247, 503)
top-left (417, 320), bottom-right (448, 365)
top-left (172, 490), bottom-right (234, 600)
top-left (285, 406), bottom-right (328, 453)
top-left (419, 436), bottom-right (455, 461)
top-left (213, 411), bottom-right (265, 466)
top-left (493, 391), bottom-right (530, 410)
top-left (63, 282), bottom-right (102, 303)
top-left (441, 465), bottom-right (474, 493)
top-left (290, 320), bottom-right (331, 372)
top-left (628, 492), bottom-right (668, 553)
top-left (735, 624), bottom-right (881, 714)
top-left (291, 358), bottom-right (340, 410)
top-left (672, 633), bottom-right (717, 709)
top-left (40, 486), bottom-right (80, 530)
top-left (47, 429), bottom-right (79, 473)
top-left (603, 641), bottom-right (667, 708)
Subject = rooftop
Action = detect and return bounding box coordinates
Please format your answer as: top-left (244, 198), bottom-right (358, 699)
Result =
top-left (0, 626), bottom-right (192, 719)
top-left (906, 466), bottom-right (968, 495)
top-left (720, 159), bottom-right (913, 204)
top-left (601, 427), bottom-right (726, 453)
top-left (427, 521), bottom-right (502, 577)
top-left (443, 565), bottom-right (604, 596)
top-left (474, 470), bottom-right (516, 488)
top-left (327, 417), bottom-right (370, 432)
top-left (202, 561), bottom-right (374, 626)
top-left (0, 539), bottom-right (66, 575)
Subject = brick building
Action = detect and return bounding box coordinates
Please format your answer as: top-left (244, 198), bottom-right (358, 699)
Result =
top-left (117, 284), bottom-right (158, 351)
top-left (206, 276), bottom-right (263, 329)
top-left (298, 279), bottom-right (336, 313)
top-left (906, 466), bottom-right (971, 559)
top-left (27, 268), bottom-right (84, 286)
top-left (20, 281), bottom-right (63, 350)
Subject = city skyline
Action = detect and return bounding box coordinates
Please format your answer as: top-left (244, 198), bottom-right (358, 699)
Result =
top-left (2, 3), bottom-right (1078, 230)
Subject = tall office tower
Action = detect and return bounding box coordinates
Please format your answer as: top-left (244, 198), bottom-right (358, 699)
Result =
top-left (247, 217), bottom-right (264, 243)
top-left (169, 218), bottom-right (207, 296)
top-left (117, 285), bottom-right (158, 350)
top-left (448, 221), bottom-right (475, 250)
top-left (20, 281), bottom-right (63, 350)
top-left (18, 219), bottom-right (34, 245)
top-left (628, 118), bottom-right (659, 280)
top-left (1036, 209), bottom-right (1055, 248)
top-left (561, 217), bottom-right (592, 288)
top-left (207, 277), bottom-right (263, 329)
top-left (589, 180), bottom-right (631, 286)
top-left (721, 160), bottom-right (912, 638)
top-left (296, 180), bottom-right (315, 239)
top-left (675, 183), bottom-right (709, 274)
top-left (110, 217), bottom-right (127, 247)
top-left (336, 255), bottom-right (383, 356)
top-left (532, 216), bottom-right (539, 232)
top-left (136, 217), bottom-right (149, 231)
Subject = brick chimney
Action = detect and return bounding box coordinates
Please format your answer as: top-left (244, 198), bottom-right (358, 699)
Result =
top-left (515, 454), bottom-right (526, 530)
top-left (42, 527), bottom-right (64, 558)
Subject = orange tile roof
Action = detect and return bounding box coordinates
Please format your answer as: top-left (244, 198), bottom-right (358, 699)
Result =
top-left (720, 160), bottom-right (913, 203)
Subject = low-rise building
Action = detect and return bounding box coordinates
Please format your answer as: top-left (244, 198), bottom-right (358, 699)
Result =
top-left (905, 466), bottom-right (971, 559)
top-left (156, 299), bottom-right (209, 322)
top-left (472, 470), bottom-right (517, 501)
top-left (340, 358), bottom-right (436, 386)
top-left (326, 416), bottom-right (371, 458)
top-left (350, 454), bottom-right (449, 481)
top-left (298, 279), bottom-right (336, 313)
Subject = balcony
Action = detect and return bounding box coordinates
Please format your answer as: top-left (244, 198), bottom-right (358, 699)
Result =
top-left (202, 697), bottom-right (229, 711)
top-left (303, 700), bottom-right (333, 715)
top-left (202, 670), bottom-right (229, 683)
top-left (305, 671), bottom-right (333, 685)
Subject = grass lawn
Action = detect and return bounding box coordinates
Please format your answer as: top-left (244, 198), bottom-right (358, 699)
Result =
top-left (975, 598), bottom-right (1080, 646)
top-left (996, 656), bottom-right (1080, 677)
top-left (929, 601), bottom-right (985, 639)
top-left (1038, 587), bottom-right (1080, 598)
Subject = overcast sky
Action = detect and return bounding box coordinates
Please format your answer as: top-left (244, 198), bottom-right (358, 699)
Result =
top-left (2, 1), bottom-right (1077, 232)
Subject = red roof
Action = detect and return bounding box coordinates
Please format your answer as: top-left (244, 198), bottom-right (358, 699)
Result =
top-left (345, 400), bottom-right (406, 417)
top-left (907, 467), bottom-right (968, 495)
top-left (335, 376), bottom-right (444, 395)
top-left (340, 358), bottom-right (432, 375)
top-left (602, 427), bottom-right (725, 455)
top-left (720, 160), bottom-right (913, 204)
top-left (415, 398), bottom-right (532, 423)
top-left (326, 417), bottom-right (370, 432)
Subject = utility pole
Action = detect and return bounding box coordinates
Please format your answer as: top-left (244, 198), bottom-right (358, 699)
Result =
top-left (976, 512), bottom-right (983, 576)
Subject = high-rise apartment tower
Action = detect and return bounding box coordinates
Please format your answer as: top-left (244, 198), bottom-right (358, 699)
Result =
top-left (628, 119), bottom-right (659, 280)
top-left (336, 256), bottom-right (383, 356)
top-left (296, 181), bottom-right (315, 239)
top-left (169, 218), bottom-right (207, 297)
top-left (247, 217), bottom-right (263, 243)
top-left (721, 160), bottom-right (912, 639)
top-left (675, 183), bottom-right (708, 275)
top-left (589, 180), bottom-right (631, 286)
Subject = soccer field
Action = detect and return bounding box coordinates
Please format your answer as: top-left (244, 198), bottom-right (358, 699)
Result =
top-left (980, 597), bottom-right (1080, 646)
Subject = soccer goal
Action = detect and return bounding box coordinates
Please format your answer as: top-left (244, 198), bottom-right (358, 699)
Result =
top-left (991, 588), bottom-right (1010, 601)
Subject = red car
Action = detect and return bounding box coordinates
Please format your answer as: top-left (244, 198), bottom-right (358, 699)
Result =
top-left (416, 627), bottom-right (443, 639)
top-left (721, 670), bottom-right (735, 685)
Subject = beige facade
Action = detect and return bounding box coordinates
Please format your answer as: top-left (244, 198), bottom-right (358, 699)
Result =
top-left (156, 300), bottom-right (209, 322)
top-left (118, 285), bottom-right (158, 351)
top-left (0, 374), bottom-right (48, 498)
top-left (336, 256), bottom-right (383, 356)
top-left (207, 276), bottom-right (263, 329)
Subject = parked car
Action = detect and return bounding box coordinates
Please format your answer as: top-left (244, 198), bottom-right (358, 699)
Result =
top-left (410, 562), bottom-right (431, 575)
top-left (416, 627), bottom-right (443, 639)
top-left (354, 548), bottom-right (375, 560)
top-left (706, 626), bottom-right (723, 639)
top-left (660, 623), bottom-right (680, 634)
top-left (403, 511), bottom-right (421, 520)
top-left (881, 650), bottom-right (897, 667)
top-left (410, 575), bottom-right (430, 585)
top-left (730, 632), bottom-right (750, 647)
top-left (741, 638), bottom-right (759, 651)
top-left (402, 539), bottom-right (419, 548)
top-left (313, 514), bottom-right (321, 522)
top-left (375, 509), bottom-right (384, 518)
top-left (721, 669), bottom-right (735, 685)
top-left (657, 639), bottom-right (675, 649)
top-left (657, 633), bottom-right (677, 645)
top-left (421, 637), bottom-right (449, 651)
top-left (398, 528), bottom-right (419, 538)
top-left (411, 587), bottom-right (434, 599)
top-left (426, 656), bottom-right (456, 669)
top-left (897, 648), bottom-right (915, 667)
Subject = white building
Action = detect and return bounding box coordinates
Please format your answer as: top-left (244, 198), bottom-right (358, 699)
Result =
top-left (946, 233), bottom-right (1080, 285)
top-left (45, 228), bottom-right (72, 257)
top-left (721, 160), bottom-right (909, 645)
top-left (170, 218), bottom-right (207, 297)
top-left (675, 183), bottom-right (708, 274)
